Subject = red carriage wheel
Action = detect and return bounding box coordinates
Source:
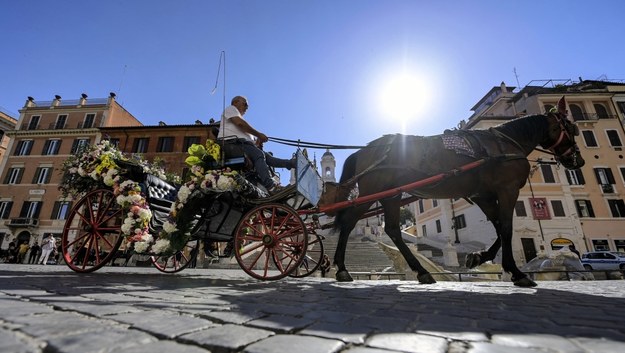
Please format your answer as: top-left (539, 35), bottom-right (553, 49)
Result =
top-left (289, 233), bottom-right (325, 278)
top-left (150, 239), bottom-right (200, 273)
top-left (61, 189), bottom-right (124, 273)
top-left (234, 203), bottom-right (307, 280)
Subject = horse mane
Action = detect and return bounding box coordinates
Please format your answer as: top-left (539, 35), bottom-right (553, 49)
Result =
top-left (491, 114), bottom-right (549, 152)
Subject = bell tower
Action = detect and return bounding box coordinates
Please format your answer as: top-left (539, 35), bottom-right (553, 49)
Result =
top-left (320, 149), bottom-right (336, 183)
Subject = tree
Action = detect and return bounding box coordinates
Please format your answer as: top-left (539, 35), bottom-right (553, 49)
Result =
top-left (399, 207), bottom-right (415, 225)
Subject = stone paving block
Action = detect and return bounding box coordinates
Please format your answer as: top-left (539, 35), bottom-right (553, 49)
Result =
top-left (51, 301), bottom-right (143, 316)
top-left (0, 299), bottom-right (55, 318)
top-left (180, 323), bottom-right (274, 351)
top-left (246, 314), bottom-right (316, 332)
top-left (11, 311), bottom-right (127, 339)
top-left (299, 322), bottom-right (370, 344)
top-left (108, 310), bottom-right (217, 338)
top-left (491, 334), bottom-right (584, 353)
top-left (0, 327), bottom-right (44, 353)
top-left (110, 340), bottom-right (211, 353)
top-left (341, 347), bottom-right (403, 353)
top-left (350, 315), bottom-right (412, 332)
top-left (365, 333), bottom-right (448, 353)
top-left (193, 309), bottom-right (264, 324)
top-left (44, 328), bottom-right (158, 353)
top-left (571, 337), bottom-right (625, 353)
top-left (468, 342), bottom-right (550, 353)
top-left (243, 334), bottom-right (344, 353)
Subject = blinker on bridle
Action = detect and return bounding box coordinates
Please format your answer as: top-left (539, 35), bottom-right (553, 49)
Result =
top-left (544, 112), bottom-right (580, 167)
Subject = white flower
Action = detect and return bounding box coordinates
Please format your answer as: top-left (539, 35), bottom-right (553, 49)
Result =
top-left (217, 176), bottom-right (235, 190)
top-left (121, 223), bottom-right (132, 235)
top-left (163, 221), bottom-right (178, 234)
top-left (151, 239), bottom-right (171, 254)
top-left (141, 233), bottom-right (153, 244)
top-left (134, 241), bottom-right (149, 253)
top-left (178, 185), bottom-right (190, 203)
top-left (138, 208), bottom-right (152, 221)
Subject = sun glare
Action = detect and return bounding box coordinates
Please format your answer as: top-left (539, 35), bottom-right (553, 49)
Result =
top-left (378, 72), bottom-right (430, 127)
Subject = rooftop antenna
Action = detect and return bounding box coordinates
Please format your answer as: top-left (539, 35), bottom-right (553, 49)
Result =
top-left (210, 51), bottom-right (226, 112)
top-left (118, 64), bottom-right (127, 99)
top-left (513, 67), bottom-right (521, 89)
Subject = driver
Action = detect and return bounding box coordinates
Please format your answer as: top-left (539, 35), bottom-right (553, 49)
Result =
top-left (219, 95), bottom-right (295, 194)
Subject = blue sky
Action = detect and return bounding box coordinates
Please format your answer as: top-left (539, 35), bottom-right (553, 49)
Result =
top-left (2, 1), bottom-right (625, 184)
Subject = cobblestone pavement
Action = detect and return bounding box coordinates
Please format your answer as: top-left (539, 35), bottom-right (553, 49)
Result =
top-left (1, 264), bottom-right (625, 353)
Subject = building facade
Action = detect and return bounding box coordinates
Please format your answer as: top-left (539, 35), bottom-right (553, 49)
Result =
top-left (413, 80), bottom-right (625, 265)
top-left (0, 93), bottom-right (142, 251)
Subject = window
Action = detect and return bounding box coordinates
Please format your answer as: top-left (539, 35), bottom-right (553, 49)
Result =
top-left (432, 199), bottom-right (438, 208)
top-left (621, 167), bottom-right (625, 184)
top-left (19, 201), bottom-right (42, 219)
top-left (608, 199), bottom-right (625, 218)
top-left (550, 200), bottom-right (565, 217)
top-left (569, 104), bottom-right (585, 121)
top-left (541, 164), bottom-right (555, 183)
top-left (453, 214), bottom-right (466, 229)
top-left (418, 199), bottom-right (424, 213)
top-left (42, 139), bottom-right (62, 155)
top-left (435, 220), bottom-right (441, 233)
top-left (606, 130), bottom-right (623, 147)
top-left (515, 201), bottom-right (527, 217)
top-left (14, 140), bottom-right (33, 156)
top-left (594, 168), bottom-right (615, 185)
top-left (594, 103), bottom-right (609, 119)
top-left (582, 130), bottom-right (598, 147)
top-left (575, 200), bottom-right (595, 218)
top-left (422, 224), bottom-right (427, 237)
top-left (618, 102), bottom-right (625, 115)
top-left (4, 167), bottom-right (23, 184)
top-left (565, 169), bottom-right (585, 185)
top-left (28, 115), bottom-right (40, 130)
top-left (133, 138), bottom-right (149, 153)
top-left (51, 201), bottom-right (72, 220)
top-left (83, 113), bottom-right (96, 128)
top-left (157, 137), bottom-right (174, 152)
top-left (71, 138), bottom-right (90, 154)
top-left (55, 115), bottom-right (67, 129)
top-left (183, 136), bottom-right (201, 152)
top-left (33, 167), bottom-right (52, 184)
top-left (0, 201), bottom-right (13, 219)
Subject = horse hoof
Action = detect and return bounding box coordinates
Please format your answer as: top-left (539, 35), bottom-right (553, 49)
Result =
top-left (336, 270), bottom-right (354, 282)
top-left (417, 273), bottom-right (436, 284)
top-left (513, 277), bottom-right (537, 287)
top-left (465, 253), bottom-right (482, 269)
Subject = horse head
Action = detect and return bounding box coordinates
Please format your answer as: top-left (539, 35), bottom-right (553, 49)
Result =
top-left (542, 96), bottom-right (585, 170)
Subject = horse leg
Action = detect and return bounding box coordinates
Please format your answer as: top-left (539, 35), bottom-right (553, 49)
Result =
top-left (382, 199), bottom-right (436, 284)
top-left (334, 204), bottom-right (370, 282)
top-left (495, 193), bottom-right (537, 287)
top-left (465, 197), bottom-right (502, 268)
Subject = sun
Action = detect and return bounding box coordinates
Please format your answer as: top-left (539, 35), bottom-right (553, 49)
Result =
top-left (378, 71), bottom-right (430, 126)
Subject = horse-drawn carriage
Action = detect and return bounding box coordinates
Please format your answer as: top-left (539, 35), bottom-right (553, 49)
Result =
top-left (60, 140), bottom-right (327, 280)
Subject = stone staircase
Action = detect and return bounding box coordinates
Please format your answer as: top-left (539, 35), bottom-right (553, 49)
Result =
top-left (320, 232), bottom-right (396, 272)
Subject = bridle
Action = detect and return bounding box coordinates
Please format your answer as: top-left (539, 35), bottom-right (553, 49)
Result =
top-left (540, 112), bottom-right (581, 167)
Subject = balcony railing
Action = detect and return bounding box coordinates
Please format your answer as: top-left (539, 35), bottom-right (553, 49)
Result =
top-left (572, 113), bottom-right (618, 122)
top-left (601, 184), bottom-right (615, 193)
top-left (5, 218), bottom-right (39, 227)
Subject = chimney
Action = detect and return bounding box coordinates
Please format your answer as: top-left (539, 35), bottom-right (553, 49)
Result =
top-left (195, 120), bottom-right (203, 125)
top-left (79, 93), bottom-right (88, 106)
top-left (52, 95), bottom-right (61, 107)
top-left (158, 121), bottom-right (167, 126)
top-left (25, 96), bottom-right (36, 108)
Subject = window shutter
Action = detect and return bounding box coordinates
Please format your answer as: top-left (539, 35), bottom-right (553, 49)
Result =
top-left (606, 168), bottom-right (616, 184)
top-left (13, 141), bottom-right (23, 155)
top-left (578, 170), bottom-right (586, 185)
top-left (45, 168), bottom-right (52, 183)
top-left (32, 167), bottom-right (41, 184)
top-left (42, 140), bottom-right (51, 155)
top-left (19, 202), bottom-right (30, 217)
top-left (71, 139), bottom-right (79, 153)
top-left (16, 168), bottom-right (23, 184)
top-left (51, 201), bottom-right (60, 219)
top-left (1, 202), bottom-right (12, 218)
top-left (33, 202), bottom-right (42, 218)
top-left (26, 141), bottom-right (33, 155)
top-left (587, 201), bottom-right (595, 217)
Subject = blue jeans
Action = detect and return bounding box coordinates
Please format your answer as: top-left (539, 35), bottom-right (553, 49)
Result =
top-left (240, 141), bottom-right (291, 188)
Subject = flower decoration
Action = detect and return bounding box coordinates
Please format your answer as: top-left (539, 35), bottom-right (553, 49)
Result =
top-left (60, 139), bottom-right (242, 256)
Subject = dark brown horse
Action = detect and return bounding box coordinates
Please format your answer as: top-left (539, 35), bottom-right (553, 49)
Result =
top-left (319, 96), bottom-right (584, 287)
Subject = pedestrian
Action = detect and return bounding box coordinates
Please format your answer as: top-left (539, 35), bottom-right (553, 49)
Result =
top-left (38, 235), bottom-right (57, 265)
top-left (17, 241), bottom-right (30, 264)
top-left (569, 244), bottom-right (581, 259)
top-left (28, 242), bottom-right (40, 264)
top-left (6, 241), bottom-right (17, 263)
top-left (320, 254), bottom-right (332, 278)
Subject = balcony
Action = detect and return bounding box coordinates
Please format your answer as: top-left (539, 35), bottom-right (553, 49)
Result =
top-left (572, 113), bottom-right (618, 122)
top-left (5, 218), bottom-right (39, 228)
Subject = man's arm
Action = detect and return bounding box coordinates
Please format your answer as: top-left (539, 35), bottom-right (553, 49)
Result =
top-left (229, 116), bottom-right (268, 143)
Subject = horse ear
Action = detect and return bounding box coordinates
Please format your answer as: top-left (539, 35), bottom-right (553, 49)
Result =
top-left (557, 96), bottom-right (568, 117)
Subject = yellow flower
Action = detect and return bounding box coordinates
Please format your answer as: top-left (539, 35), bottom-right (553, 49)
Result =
top-left (185, 156), bottom-right (202, 166)
top-left (188, 144), bottom-right (206, 157)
